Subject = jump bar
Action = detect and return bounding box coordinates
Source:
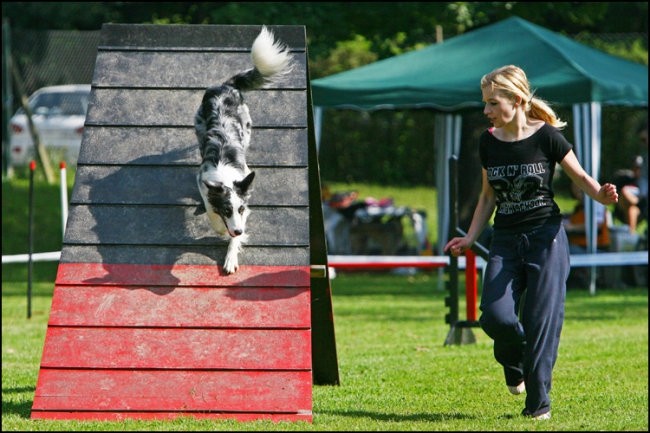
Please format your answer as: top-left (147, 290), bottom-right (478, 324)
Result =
top-left (327, 252), bottom-right (647, 270)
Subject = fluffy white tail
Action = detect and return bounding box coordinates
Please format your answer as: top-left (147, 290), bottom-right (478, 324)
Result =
top-left (251, 25), bottom-right (294, 83)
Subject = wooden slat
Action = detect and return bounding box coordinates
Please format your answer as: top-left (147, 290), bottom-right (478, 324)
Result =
top-left (86, 89), bottom-right (307, 127)
top-left (92, 50), bottom-right (307, 89)
top-left (77, 126), bottom-right (308, 166)
top-left (48, 286), bottom-right (310, 328)
top-left (31, 411), bottom-right (312, 422)
top-left (32, 370), bottom-right (312, 412)
top-left (63, 205), bottom-right (310, 246)
top-left (98, 24), bottom-right (306, 50)
top-left (55, 263), bottom-right (310, 286)
top-left (41, 328), bottom-right (311, 369)
top-left (58, 245), bottom-right (310, 266)
top-left (70, 166), bottom-right (308, 206)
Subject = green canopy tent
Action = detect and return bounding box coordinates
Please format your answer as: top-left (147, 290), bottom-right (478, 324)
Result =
top-left (311, 16), bottom-right (648, 293)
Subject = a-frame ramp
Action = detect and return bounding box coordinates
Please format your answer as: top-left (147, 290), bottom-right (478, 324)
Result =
top-left (31, 24), bottom-right (338, 422)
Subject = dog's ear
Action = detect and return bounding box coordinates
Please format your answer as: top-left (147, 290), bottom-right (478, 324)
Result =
top-left (234, 171), bottom-right (255, 196)
top-left (203, 179), bottom-right (226, 195)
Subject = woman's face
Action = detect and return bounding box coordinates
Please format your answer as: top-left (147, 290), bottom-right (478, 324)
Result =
top-left (482, 87), bottom-right (517, 128)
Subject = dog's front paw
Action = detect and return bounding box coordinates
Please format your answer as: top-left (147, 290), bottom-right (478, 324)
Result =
top-left (223, 252), bottom-right (239, 274)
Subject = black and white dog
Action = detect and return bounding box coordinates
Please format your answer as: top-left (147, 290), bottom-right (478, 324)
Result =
top-left (195, 26), bottom-right (293, 274)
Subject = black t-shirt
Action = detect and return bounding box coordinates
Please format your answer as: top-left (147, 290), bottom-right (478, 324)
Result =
top-left (479, 123), bottom-right (572, 232)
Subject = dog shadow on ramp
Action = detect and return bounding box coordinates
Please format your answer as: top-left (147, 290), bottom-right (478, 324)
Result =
top-left (66, 148), bottom-right (232, 269)
top-left (66, 137), bottom-right (310, 269)
top-left (51, 263), bottom-right (311, 329)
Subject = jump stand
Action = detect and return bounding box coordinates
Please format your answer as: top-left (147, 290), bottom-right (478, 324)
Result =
top-left (444, 156), bottom-right (482, 345)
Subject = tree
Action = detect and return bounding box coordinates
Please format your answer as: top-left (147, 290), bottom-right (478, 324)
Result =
top-left (3, 2), bottom-right (646, 186)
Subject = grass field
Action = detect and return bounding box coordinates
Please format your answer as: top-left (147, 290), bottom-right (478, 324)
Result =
top-left (2, 273), bottom-right (648, 431)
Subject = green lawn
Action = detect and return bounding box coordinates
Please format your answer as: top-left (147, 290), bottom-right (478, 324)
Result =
top-left (2, 272), bottom-right (648, 431)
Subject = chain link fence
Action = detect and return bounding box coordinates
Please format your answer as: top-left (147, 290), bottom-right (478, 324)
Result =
top-left (8, 29), bottom-right (100, 111)
top-left (2, 26), bottom-right (100, 177)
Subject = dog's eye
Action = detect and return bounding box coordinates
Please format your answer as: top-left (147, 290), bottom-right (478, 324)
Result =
top-left (238, 206), bottom-right (245, 215)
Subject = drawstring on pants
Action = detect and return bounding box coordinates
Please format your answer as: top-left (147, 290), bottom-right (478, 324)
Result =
top-left (517, 233), bottom-right (530, 257)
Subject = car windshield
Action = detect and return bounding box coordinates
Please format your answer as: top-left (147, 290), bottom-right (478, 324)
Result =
top-left (28, 90), bottom-right (89, 116)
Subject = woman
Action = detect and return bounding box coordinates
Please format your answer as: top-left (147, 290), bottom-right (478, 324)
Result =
top-left (443, 65), bottom-right (618, 420)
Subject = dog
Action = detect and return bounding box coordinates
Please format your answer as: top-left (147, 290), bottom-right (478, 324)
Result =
top-left (194, 26), bottom-right (293, 274)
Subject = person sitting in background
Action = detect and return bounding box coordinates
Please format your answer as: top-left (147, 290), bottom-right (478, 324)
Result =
top-left (564, 182), bottom-right (610, 254)
top-left (615, 122), bottom-right (648, 234)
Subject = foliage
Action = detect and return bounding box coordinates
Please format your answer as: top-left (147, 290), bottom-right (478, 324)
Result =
top-left (3, 2), bottom-right (647, 64)
top-left (576, 34), bottom-right (649, 65)
top-left (318, 109), bottom-right (439, 186)
top-left (2, 274), bottom-right (647, 431)
top-left (2, 2), bottom-right (647, 187)
top-left (318, 104), bottom-right (648, 190)
top-left (309, 35), bottom-right (378, 78)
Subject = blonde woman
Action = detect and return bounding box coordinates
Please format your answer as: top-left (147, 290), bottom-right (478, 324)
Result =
top-left (444, 65), bottom-right (618, 420)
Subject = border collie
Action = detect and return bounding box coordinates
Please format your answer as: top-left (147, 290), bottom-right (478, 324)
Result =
top-left (195, 26), bottom-right (293, 274)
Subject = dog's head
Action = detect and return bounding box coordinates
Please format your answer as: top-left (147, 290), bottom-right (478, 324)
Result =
top-left (200, 171), bottom-right (255, 237)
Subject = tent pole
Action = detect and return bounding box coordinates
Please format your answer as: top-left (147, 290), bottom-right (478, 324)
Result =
top-left (314, 106), bottom-right (323, 153)
top-left (572, 103), bottom-right (602, 295)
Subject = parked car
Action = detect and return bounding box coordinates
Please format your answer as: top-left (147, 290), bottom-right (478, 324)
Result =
top-left (9, 84), bottom-right (91, 166)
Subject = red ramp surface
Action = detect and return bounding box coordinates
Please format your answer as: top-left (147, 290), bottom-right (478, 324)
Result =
top-left (33, 264), bottom-right (312, 421)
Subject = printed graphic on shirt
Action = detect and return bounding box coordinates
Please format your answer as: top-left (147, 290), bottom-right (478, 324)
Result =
top-left (487, 162), bottom-right (550, 215)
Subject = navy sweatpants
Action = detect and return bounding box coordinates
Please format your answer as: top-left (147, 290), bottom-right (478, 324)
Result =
top-left (479, 221), bottom-right (569, 417)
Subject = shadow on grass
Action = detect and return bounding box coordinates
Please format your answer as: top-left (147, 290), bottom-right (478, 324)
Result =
top-left (320, 408), bottom-right (476, 422)
top-left (563, 291), bottom-right (648, 322)
top-left (1, 282), bottom-right (55, 297)
top-left (329, 271), bottom-right (442, 297)
top-left (1, 263), bottom-right (59, 289)
top-left (2, 386), bottom-right (35, 418)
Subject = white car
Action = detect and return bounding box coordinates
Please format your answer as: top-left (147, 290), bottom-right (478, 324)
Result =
top-left (9, 84), bottom-right (91, 166)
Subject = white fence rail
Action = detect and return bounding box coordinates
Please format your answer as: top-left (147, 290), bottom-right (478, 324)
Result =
top-left (3, 251), bottom-right (646, 267)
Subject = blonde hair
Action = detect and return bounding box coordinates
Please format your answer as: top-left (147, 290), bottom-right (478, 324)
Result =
top-left (481, 65), bottom-right (567, 129)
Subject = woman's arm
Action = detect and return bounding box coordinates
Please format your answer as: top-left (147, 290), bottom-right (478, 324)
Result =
top-left (560, 150), bottom-right (619, 205)
top-left (444, 168), bottom-right (496, 256)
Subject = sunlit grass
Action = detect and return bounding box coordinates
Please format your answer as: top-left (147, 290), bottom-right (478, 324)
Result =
top-left (2, 274), bottom-right (647, 431)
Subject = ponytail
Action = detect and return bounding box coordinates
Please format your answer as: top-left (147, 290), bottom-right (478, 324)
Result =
top-left (529, 96), bottom-right (567, 129)
top-left (481, 65), bottom-right (567, 129)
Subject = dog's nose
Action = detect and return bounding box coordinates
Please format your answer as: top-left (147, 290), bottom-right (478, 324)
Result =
top-left (233, 229), bottom-right (243, 236)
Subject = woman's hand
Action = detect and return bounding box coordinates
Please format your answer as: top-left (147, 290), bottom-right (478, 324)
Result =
top-left (443, 237), bottom-right (471, 257)
top-left (598, 182), bottom-right (619, 205)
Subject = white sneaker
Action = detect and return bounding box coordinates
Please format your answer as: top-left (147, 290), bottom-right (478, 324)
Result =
top-left (522, 409), bottom-right (551, 420)
top-left (533, 411), bottom-right (551, 420)
top-left (508, 382), bottom-right (525, 395)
